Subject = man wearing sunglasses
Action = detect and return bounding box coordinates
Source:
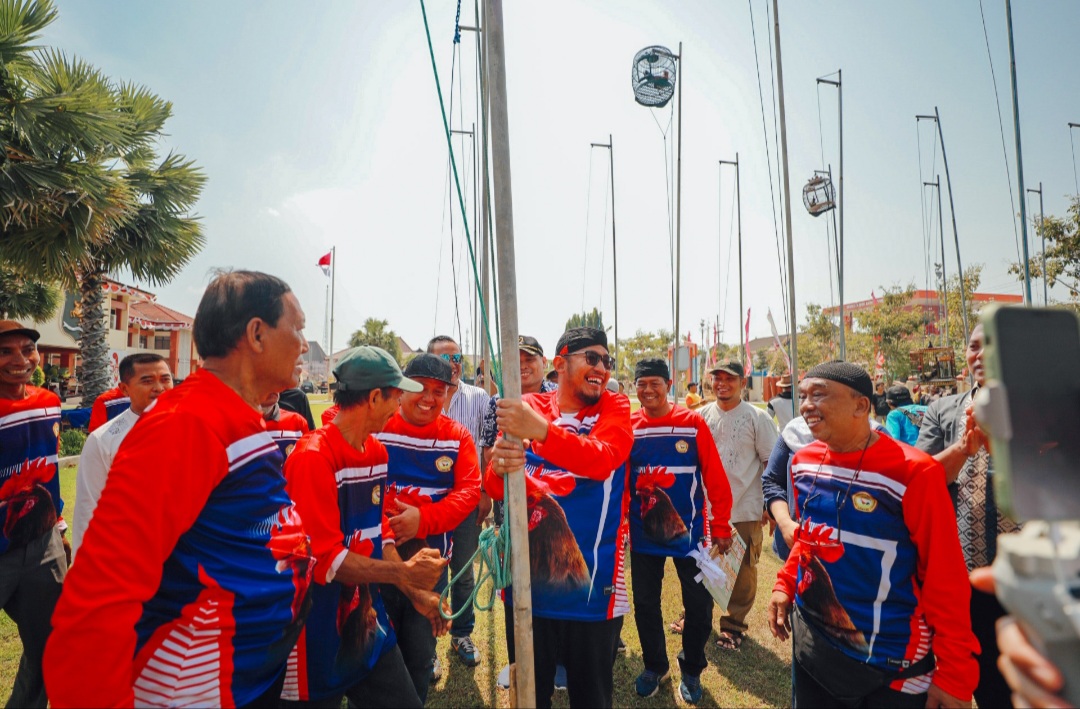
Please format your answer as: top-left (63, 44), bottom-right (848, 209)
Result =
top-left (767, 361), bottom-right (978, 709)
top-left (425, 335), bottom-right (489, 669)
top-left (487, 326), bottom-right (633, 709)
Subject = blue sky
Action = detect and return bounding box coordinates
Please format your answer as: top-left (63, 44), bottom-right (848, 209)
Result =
top-left (48, 1), bottom-right (1080, 357)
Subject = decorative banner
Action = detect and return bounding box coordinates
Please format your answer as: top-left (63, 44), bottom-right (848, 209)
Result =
top-left (766, 308), bottom-right (792, 371)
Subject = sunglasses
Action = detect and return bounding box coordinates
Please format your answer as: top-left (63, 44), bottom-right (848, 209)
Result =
top-left (566, 351), bottom-right (616, 371)
top-left (439, 353), bottom-right (464, 364)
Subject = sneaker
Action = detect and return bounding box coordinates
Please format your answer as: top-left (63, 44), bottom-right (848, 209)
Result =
top-left (431, 654), bottom-right (442, 683)
top-left (635, 669), bottom-right (670, 698)
top-left (554, 664), bottom-right (567, 691)
top-left (497, 664), bottom-right (510, 689)
top-left (451, 635), bottom-right (481, 667)
top-left (680, 674), bottom-right (703, 704)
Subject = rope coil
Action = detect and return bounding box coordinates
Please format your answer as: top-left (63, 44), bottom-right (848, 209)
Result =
top-left (439, 522), bottom-right (513, 619)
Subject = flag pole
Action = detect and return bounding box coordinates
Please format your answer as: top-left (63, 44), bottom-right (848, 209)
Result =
top-left (484, 0), bottom-right (535, 704)
top-left (329, 246), bottom-right (336, 369)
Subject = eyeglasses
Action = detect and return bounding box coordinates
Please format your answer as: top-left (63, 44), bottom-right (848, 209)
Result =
top-left (566, 351), bottom-right (615, 371)
top-left (439, 353), bottom-right (464, 364)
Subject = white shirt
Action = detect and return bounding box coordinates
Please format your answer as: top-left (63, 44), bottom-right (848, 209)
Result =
top-left (72, 407), bottom-right (139, 558)
top-left (446, 381), bottom-right (489, 456)
top-left (700, 400), bottom-right (778, 523)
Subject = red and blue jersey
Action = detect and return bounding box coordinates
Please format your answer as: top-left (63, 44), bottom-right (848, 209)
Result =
top-left (88, 386), bottom-right (131, 433)
top-left (378, 412), bottom-right (481, 558)
top-left (0, 386), bottom-right (62, 554)
top-left (282, 424), bottom-right (396, 702)
top-left (775, 435), bottom-right (979, 701)
top-left (265, 409), bottom-right (310, 461)
top-left (629, 406), bottom-right (732, 557)
top-left (44, 370), bottom-right (314, 709)
top-left (484, 390), bottom-right (634, 622)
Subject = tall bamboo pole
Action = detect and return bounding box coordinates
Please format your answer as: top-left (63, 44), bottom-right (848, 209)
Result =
top-left (773, 0), bottom-right (798, 420)
top-left (1006, 0), bottom-right (1033, 306)
top-left (483, 0), bottom-right (534, 705)
top-left (673, 41), bottom-right (684, 403)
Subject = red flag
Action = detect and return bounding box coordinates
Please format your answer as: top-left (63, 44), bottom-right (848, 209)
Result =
top-left (871, 290), bottom-right (879, 306)
top-left (744, 308), bottom-right (753, 374)
top-left (317, 251), bottom-right (332, 276)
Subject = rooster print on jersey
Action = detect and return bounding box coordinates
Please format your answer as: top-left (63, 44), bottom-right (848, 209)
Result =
top-left (383, 483), bottom-right (436, 560)
top-left (336, 529), bottom-right (378, 662)
top-left (266, 503), bottom-right (314, 621)
top-left (0, 457), bottom-right (58, 548)
top-left (525, 464), bottom-right (589, 591)
top-left (635, 465), bottom-right (689, 547)
top-left (795, 522), bottom-right (869, 653)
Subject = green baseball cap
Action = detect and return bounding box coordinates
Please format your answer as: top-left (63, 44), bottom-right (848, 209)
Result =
top-left (333, 346), bottom-right (422, 393)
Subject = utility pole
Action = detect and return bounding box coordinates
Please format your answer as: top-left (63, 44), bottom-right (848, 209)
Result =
top-left (817, 71), bottom-right (844, 358)
top-left (484, 0), bottom-right (535, 705)
top-left (1027, 183), bottom-right (1047, 305)
top-left (925, 177), bottom-right (947, 347)
top-left (673, 41), bottom-right (684, 404)
top-left (1070, 123), bottom-right (1080, 197)
top-left (1005, 0), bottom-right (1032, 306)
top-left (591, 135), bottom-right (619, 377)
top-left (718, 155), bottom-right (743, 373)
top-left (917, 109), bottom-right (970, 347)
top-left (773, 0), bottom-right (798, 421)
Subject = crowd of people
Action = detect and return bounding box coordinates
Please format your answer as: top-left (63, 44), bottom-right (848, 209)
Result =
top-left (0, 270), bottom-right (1065, 708)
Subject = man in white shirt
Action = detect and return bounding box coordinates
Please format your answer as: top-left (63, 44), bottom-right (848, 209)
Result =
top-left (426, 335), bottom-right (489, 668)
top-left (72, 353), bottom-right (173, 558)
top-left (699, 360), bottom-right (777, 650)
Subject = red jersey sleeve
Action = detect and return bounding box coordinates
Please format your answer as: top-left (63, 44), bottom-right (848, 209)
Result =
top-left (482, 450), bottom-right (505, 502)
top-left (44, 411), bottom-right (228, 708)
top-left (87, 397), bottom-right (107, 433)
top-left (417, 424), bottom-right (481, 538)
top-left (696, 416), bottom-right (733, 538)
top-left (774, 539), bottom-right (800, 598)
top-left (284, 446), bottom-right (346, 584)
top-left (902, 456), bottom-right (980, 701)
top-left (530, 392), bottom-right (633, 481)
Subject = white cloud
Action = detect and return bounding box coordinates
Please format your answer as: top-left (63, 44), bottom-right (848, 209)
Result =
top-left (267, 207), bottom-right (281, 218)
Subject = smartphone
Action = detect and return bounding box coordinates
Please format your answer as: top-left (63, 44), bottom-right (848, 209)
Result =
top-left (980, 305), bottom-right (1080, 521)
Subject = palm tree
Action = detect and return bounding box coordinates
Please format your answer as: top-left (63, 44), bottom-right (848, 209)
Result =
top-left (348, 318), bottom-right (402, 363)
top-left (0, 264), bottom-right (59, 320)
top-left (0, 0), bottom-right (205, 403)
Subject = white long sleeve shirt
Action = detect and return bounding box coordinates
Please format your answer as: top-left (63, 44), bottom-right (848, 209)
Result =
top-left (72, 407), bottom-right (139, 558)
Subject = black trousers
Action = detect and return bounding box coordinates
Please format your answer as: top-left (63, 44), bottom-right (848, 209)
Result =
top-left (630, 551), bottom-right (712, 678)
top-left (278, 645), bottom-right (421, 709)
top-left (532, 615), bottom-right (621, 709)
top-left (793, 657), bottom-right (927, 709)
top-left (971, 586), bottom-right (1014, 709)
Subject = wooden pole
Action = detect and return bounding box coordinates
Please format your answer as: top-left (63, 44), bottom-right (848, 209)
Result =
top-left (772, 0), bottom-right (798, 420)
top-left (484, 1), bottom-right (535, 705)
top-left (329, 245), bottom-right (336, 366)
top-left (1005, 0), bottom-right (1033, 306)
top-left (475, 0), bottom-right (492, 387)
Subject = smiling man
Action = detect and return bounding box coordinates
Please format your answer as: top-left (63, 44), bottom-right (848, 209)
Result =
top-left (915, 322), bottom-right (1020, 708)
top-left (698, 360), bottom-right (777, 651)
top-left (0, 320), bottom-right (66, 708)
top-left (487, 326), bottom-right (633, 709)
top-left (768, 360), bottom-right (978, 709)
top-left (377, 353), bottom-right (480, 700)
top-left (73, 353), bottom-right (174, 558)
top-left (628, 359), bottom-right (732, 703)
top-left (46, 271), bottom-right (317, 708)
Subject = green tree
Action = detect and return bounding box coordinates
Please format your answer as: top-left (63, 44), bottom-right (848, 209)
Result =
top-left (1010, 196), bottom-right (1080, 298)
top-left (0, 0), bottom-right (206, 403)
top-left (854, 284), bottom-right (928, 382)
top-left (616, 328), bottom-right (671, 382)
top-left (564, 307), bottom-right (606, 333)
top-left (0, 264), bottom-right (59, 320)
top-left (348, 318), bottom-right (402, 363)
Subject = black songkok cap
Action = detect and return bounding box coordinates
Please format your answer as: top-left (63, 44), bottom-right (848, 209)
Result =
top-left (634, 358), bottom-right (670, 381)
top-left (804, 360), bottom-right (873, 400)
top-left (555, 327), bottom-right (607, 356)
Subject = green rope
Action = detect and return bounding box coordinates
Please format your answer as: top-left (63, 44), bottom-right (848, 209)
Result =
top-left (439, 523), bottom-right (513, 619)
top-left (420, 0), bottom-right (503, 391)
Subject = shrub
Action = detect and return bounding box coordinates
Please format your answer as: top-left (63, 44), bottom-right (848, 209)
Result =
top-left (59, 429), bottom-right (87, 457)
top-left (31, 367), bottom-right (45, 387)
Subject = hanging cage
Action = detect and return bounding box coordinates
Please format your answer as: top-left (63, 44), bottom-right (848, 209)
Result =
top-left (802, 173), bottom-right (836, 217)
top-left (908, 347), bottom-right (957, 384)
top-left (632, 45), bottom-right (677, 108)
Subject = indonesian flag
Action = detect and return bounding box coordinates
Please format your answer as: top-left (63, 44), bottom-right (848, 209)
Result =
top-left (766, 308), bottom-right (792, 370)
top-left (744, 308), bottom-right (753, 374)
top-left (871, 290), bottom-right (879, 306)
top-left (876, 349), bottom-right (886, 369)
top-left (317, 251), bottom-right (332, 277)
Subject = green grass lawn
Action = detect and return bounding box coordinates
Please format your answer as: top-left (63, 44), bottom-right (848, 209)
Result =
top-left (1, 429), bottom-right (792, 707)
